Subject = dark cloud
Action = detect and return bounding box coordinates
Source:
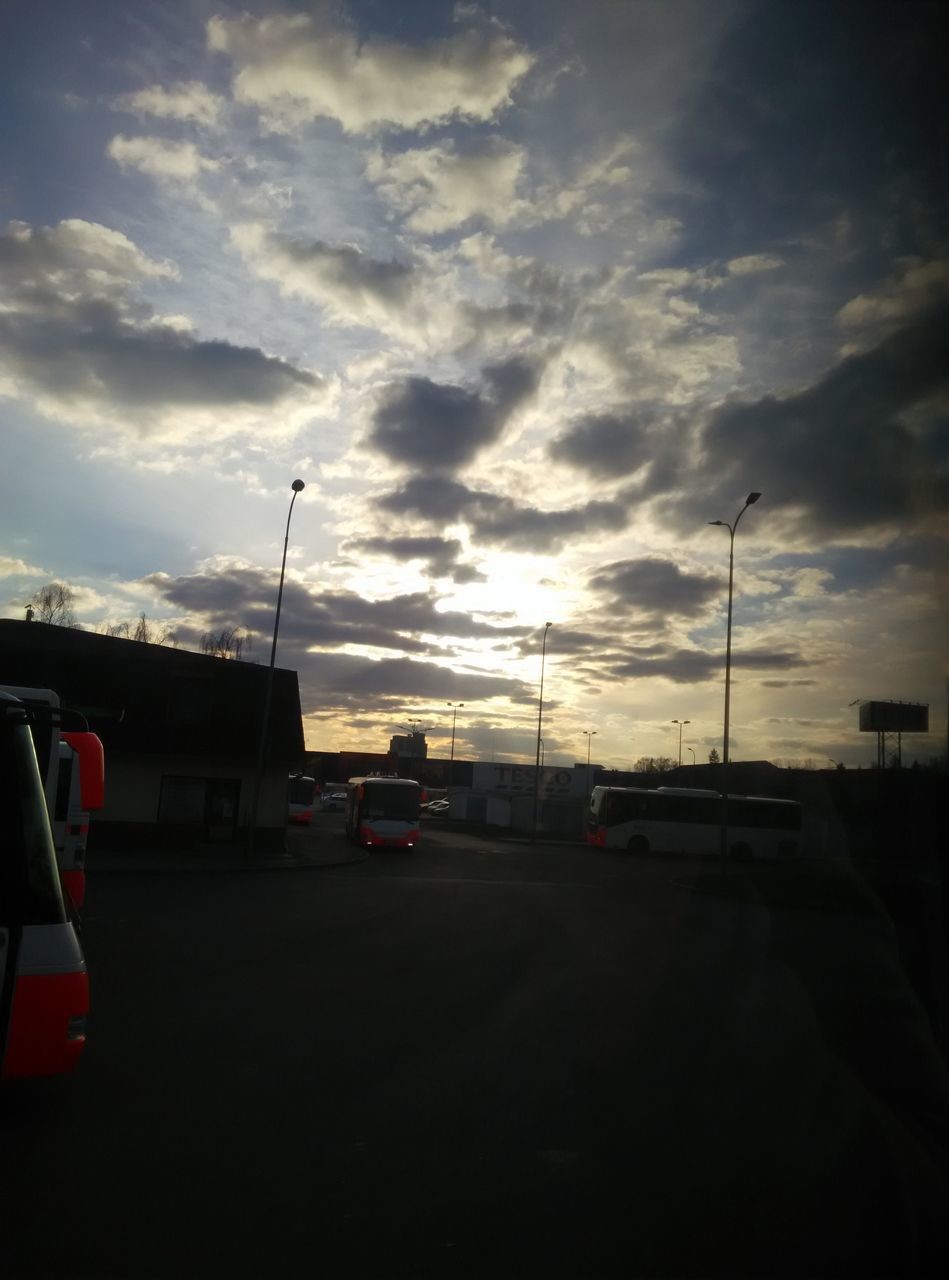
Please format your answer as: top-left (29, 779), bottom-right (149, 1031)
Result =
top-left (343, 534), bottom-right (467, 580)
top-left (589, 558), bottom-right (724, 617)
top-left (0, 219), bottom-right (321, 433)
top-left (608, 646), bottom-right (812, 684)
top-left (148, 566), bottom-right (527, 656)
top-left (294, 653), bottom-right (535, 720)
top-left (379, 476), bottom-right (630, 552)
top-left (681, 299), bottom-right (949, 535)
top-left (0, 306), bottom-right (318, 409)
top-left (759, 679), bottom-right (820, 688)
top-left (547, 409), bottom-right (656, 478)
top-left (369, 355), bottom-right (541, 474)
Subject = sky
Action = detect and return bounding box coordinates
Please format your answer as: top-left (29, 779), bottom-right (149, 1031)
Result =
top-left (1, 0), bottom-right (947, 770)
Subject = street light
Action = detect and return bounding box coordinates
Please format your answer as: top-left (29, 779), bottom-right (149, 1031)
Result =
top-left (532, 622), bottom-right (552, 841)
top-left (672, 719), bottom-right (690, 768)
top-left (709, 491), bottom-right (760, 871)
top-left (582, 729), bottom-right (597, 793)
top-left (247, 479), bottom-right (306, 856)
top-left (447, 701), bottom-right (464, 797)
top-left (687, 746), bottom-right (696, 766)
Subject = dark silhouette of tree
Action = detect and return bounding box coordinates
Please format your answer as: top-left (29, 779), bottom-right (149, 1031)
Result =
top-left (102, 613), bottom-right (177, 646)
top-left (30, 582), bottom-right (80, 628)
top-left (633, 756), bottom-right (676, 773)
top-left (201, 627), bottom-right (251, 660)
top-left (708, 747), bottom-right (720, 764)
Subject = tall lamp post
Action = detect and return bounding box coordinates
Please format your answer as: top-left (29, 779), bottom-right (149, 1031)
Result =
top-left (247, 479), bottom-right (306, 856)
top-left (532, 622), bottom-right (552, 841)
top-left (582, 729), bottom-right (597, 793)
top-left (709, 491), bottom-right (760, 871)
top-left (447, 701), bottom-right (464, 798)
top-left (687, 747), bottom-right (696, 766)
top-left (671, 719), bottom-right (690, 768)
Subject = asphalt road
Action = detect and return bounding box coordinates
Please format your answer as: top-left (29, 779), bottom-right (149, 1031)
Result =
top-left (4, 823), bottom-right (949, 1277)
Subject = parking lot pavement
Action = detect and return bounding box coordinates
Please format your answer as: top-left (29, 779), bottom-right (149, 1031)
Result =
top-left (85, 817), bottom-right (366, 873)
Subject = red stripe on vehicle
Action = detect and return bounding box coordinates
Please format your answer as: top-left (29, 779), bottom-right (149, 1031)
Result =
top-left (1, 971), bottom-right (89, 1079)
top-left (61, 867), bottom-right (86, 911)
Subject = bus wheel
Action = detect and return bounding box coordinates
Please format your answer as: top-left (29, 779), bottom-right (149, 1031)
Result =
top-left (627, 835), bottom-right (649, 855)
top-left (730, 841), bottom-right (752, 862)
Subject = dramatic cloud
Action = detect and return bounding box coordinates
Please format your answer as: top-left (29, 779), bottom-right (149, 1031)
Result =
top-left (207, 11), bottom-right (534, 134)
top-left (295, 652), bottom-right (533, 718)
top-left (366, 138), bottom-right (527, 233)
top-left (380, 476), bottom-right (630, 553)
top-left (107, 135), bottom-right (219, 181)
top-left (369, 355), bottom-right (540, 474)
top-left (692, 299), bottom-right (949, 536)
top-left (112, 82), bottom-right (225, 128)
top-left (0, 219), bottom-right (323, 443)
top-left (588, 558), bottom-right (725, 618)
top-left (148, 565), bottom-right (527, 656)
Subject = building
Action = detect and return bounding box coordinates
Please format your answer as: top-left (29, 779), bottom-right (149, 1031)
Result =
top-left (389, 730), bottom-right (428, 760)
top-left (0, 619), bottom-right (304, 852)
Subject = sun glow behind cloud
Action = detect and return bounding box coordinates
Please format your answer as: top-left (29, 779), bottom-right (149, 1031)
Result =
top-left (0, 1), bottom-right (946, 767)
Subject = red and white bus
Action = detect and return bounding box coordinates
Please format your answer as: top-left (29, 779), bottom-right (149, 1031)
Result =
top-left (586, 785), bottom-right (802, 859)
top-left (1, 688), bottom-right (104, 915)
top-left (54, 731), bottom-right (105, 912)
top-left (1, 689), bottom-right (89, 1080)
top-left (345, 776), bottom-right (421, 848)
top-left (287, 773), bottom-right (316, 825)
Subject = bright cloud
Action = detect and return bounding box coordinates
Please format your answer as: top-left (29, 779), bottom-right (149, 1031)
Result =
top-left (113, 81), bottom-right (225, 128)
top-left (366, 138), bottom-right (528, 233)
top-left (107, 135), bottom-right (220, 181)
top-left (207, 11), bottom-right (534, 134)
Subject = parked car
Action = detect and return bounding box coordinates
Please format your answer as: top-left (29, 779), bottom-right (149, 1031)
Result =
top-left (423, 799), bottom-right (450, 816)
top-left (321, 790), bottom-right (348, 812)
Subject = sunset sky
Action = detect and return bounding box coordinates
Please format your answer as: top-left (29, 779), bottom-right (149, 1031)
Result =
top-left (1, 0), bottom-right (946, 769)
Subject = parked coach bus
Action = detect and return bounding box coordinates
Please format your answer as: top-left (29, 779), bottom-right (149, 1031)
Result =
top-left (586, 785), bottom-right (802, 859)
top-left (346, 776), bottom-right (421, 849)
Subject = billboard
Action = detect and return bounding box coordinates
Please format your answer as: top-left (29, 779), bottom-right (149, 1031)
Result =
top-left (858, 701), bottom-right (929, 733)
top-left (471, 762), bottom-right (586, 798)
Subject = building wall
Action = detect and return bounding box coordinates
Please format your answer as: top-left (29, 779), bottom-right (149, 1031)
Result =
top-left (89, 752), bottom-right (290, 851)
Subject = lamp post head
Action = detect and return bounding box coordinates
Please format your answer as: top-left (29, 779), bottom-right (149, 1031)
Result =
top-left (291, 479), bottom-right (305, 492)
top-left (745, 491), bottom-right (761, 505)
top-left (708, 520), bottom-right (725, 527)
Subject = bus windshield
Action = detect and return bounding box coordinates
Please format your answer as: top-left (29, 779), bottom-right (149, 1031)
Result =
top-left (362, 781), bottom-right (420, 820)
